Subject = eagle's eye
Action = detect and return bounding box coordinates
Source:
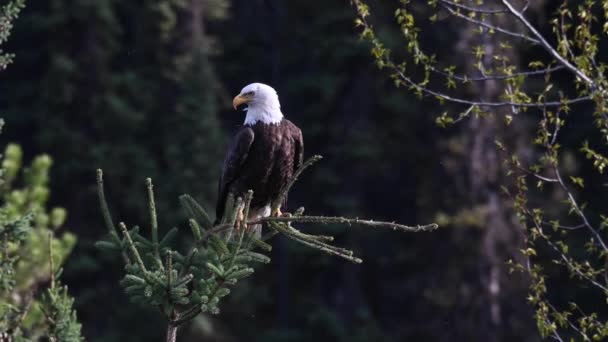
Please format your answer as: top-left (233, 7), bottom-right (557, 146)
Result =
top-left (244, 91), bottom-right (255, 97)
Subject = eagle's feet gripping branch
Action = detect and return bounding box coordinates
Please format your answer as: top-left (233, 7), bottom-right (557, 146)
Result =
top-left (214, 155), bottom-right (439, 263)
top-left (271, 207), bottom-right (282, 217)
top-left (235, 206), bottom-right (245, 231)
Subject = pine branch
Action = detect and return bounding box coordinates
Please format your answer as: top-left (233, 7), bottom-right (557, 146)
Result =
top-left (42, 226), bottom-right (83, 341)
top-left (501, 0), bottom-right (594, 87)
top-left (118, 222), bottom-right (148, 273)
top-left (49, 232), bottom-right (55, 290)
top-left (166, 324), bottom-right (177, 342)
top-left (96, 169), bottom-right (130, 264)
top-left (252, 215), bottom-right (438, 233)
top-left (0, 0), bottom-right (26, 70)
top-left (146, 178), bottom-right (164, 270)
top-left (268, 221), bottom-right (362, 263)
top-left (96, 156), bottom-right (438, 340)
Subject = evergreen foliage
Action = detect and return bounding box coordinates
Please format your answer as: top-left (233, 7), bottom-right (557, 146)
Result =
top-left (0, 129), bottom-right (82, 340)
top-left (96, 157), bottom-right (437, 341)
top-left (2, 0), bottom-right (229, 223)
top-left (2, 16), bottom-right (81, 334)
top-left (41, 284), bottom-right (83, 342)
top-left (1, 1), bottom-right (230, 335)
top-left (2, 144), bottom-right (75, 291)
top-left (0, 197), bottom-right (32, 338)
top-left (0, 0), bottom-right (24, 70)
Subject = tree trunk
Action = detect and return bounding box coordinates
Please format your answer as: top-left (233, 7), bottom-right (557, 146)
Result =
top-left (454, 2), bottom-right (532, 340)
top-left (166, 323), bottom-right (177, 342)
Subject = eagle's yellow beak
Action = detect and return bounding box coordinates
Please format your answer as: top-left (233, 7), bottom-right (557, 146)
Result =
top-left (232, 94), bottom-right (250, 110)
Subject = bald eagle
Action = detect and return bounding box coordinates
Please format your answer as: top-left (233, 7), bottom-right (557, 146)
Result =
top-left (215, 83), bottom-right (304, 230)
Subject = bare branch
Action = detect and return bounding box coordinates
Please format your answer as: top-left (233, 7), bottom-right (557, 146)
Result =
top-left (514, 164), bottom-right (559, 183)
top-left (393, 67), bottom-right (591, 108)
top-left (272, 155), bottom-right (322, 212)
top-left (118, 222), bottom-right (148, 273)
top-left (96, 169), bottom-right (130, 264)
top-left (438, 0), bottom-right (507, 14)
top-left (501, 0), bottom-right (594, 86)
top-left (541, 221), bottom-right (586, 231)
top-left (442, 3), bottom-right (540, 45)
top-left (250, 215), bottom-right (438, 233)
top-left (525, 212), bottom-right (608, 292)
top-left (552, 163), bottom-right (608, 252)
top-left (546, 319), bottom-right (565, 342)
top-left (431, 65), bottom-right (565, 83)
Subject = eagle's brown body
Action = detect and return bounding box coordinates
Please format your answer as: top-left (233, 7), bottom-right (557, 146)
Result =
top-left (215, 119), bottom-right (303, 223)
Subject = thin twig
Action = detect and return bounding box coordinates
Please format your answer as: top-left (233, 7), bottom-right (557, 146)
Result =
top-left (431, 65), bottom-right (565, 83)
top-left (251, 215), bottom-right (438, 233)
top-left (553, 166), bottom-right (608, 252)
top-left (351, 0), bottom-right (593, 109)
top-left (545, 121), bottom-right (608, 252)
top-left (522, 193), bottom-right (608, 292)
top-left (272, 155), bottom-right (322, 212)
top-left (268, 221), bottom-right (362, 263)
top-left (546, 318), bottom-right (565, 342)
top-left (48, 232), bottom-right (55, 290)
top-left (442, 3), bottom-right (540, 45)
top-left (501, 0), bottom-right (594, 86)
top-left (541, 221), bottom-right (585, 231)
top-left (438, 0), bottom-right (507, 14)
top-left (96, 169), bottom-right (130, 264)
top-left (546, 303), bottom-right (588, 341)
top-left (394, 67), bottom-right (592, 108)
top-left (514, 165), bottom-right (558, 183)
top-left (199, 223), bottom-right (234, 242)
top-left (166, 251), bottom-right (173, 289)
top-left (119, 222), bottom-right (148, 273)
top-left (146, 178), bottom-right (164, 270)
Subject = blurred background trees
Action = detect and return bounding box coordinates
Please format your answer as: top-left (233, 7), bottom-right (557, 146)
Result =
top-left (2, 0), bottom-right (606, 340)
top-left (0, 137), bottom-right (83, 341)
top-left (352, 0), bottom-right (608, 340)
top-left (0, 0), bottom-right (24, 70)
top-left (2, 1), bottom-right (82, 339)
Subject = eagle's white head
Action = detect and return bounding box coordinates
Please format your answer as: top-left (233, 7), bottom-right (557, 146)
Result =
top-left (233, 83), bottom-right (284, 126)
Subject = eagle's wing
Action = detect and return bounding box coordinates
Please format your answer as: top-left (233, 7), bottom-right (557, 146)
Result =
top-left (293, 125), bottom-right (304, 174)
top-left (216, 126), bottom-right (255, 223)
top-left (278, 123), bottom-right (303, 209)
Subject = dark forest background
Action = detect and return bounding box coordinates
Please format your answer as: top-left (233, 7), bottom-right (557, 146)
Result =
top-left (1, 0), bottom-right (600, 341)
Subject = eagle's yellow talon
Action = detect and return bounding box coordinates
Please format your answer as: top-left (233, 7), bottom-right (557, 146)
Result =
top-left (272, 208), bottom-right (282, 217)
top-left (235, 206), bottom-right (245, 231)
